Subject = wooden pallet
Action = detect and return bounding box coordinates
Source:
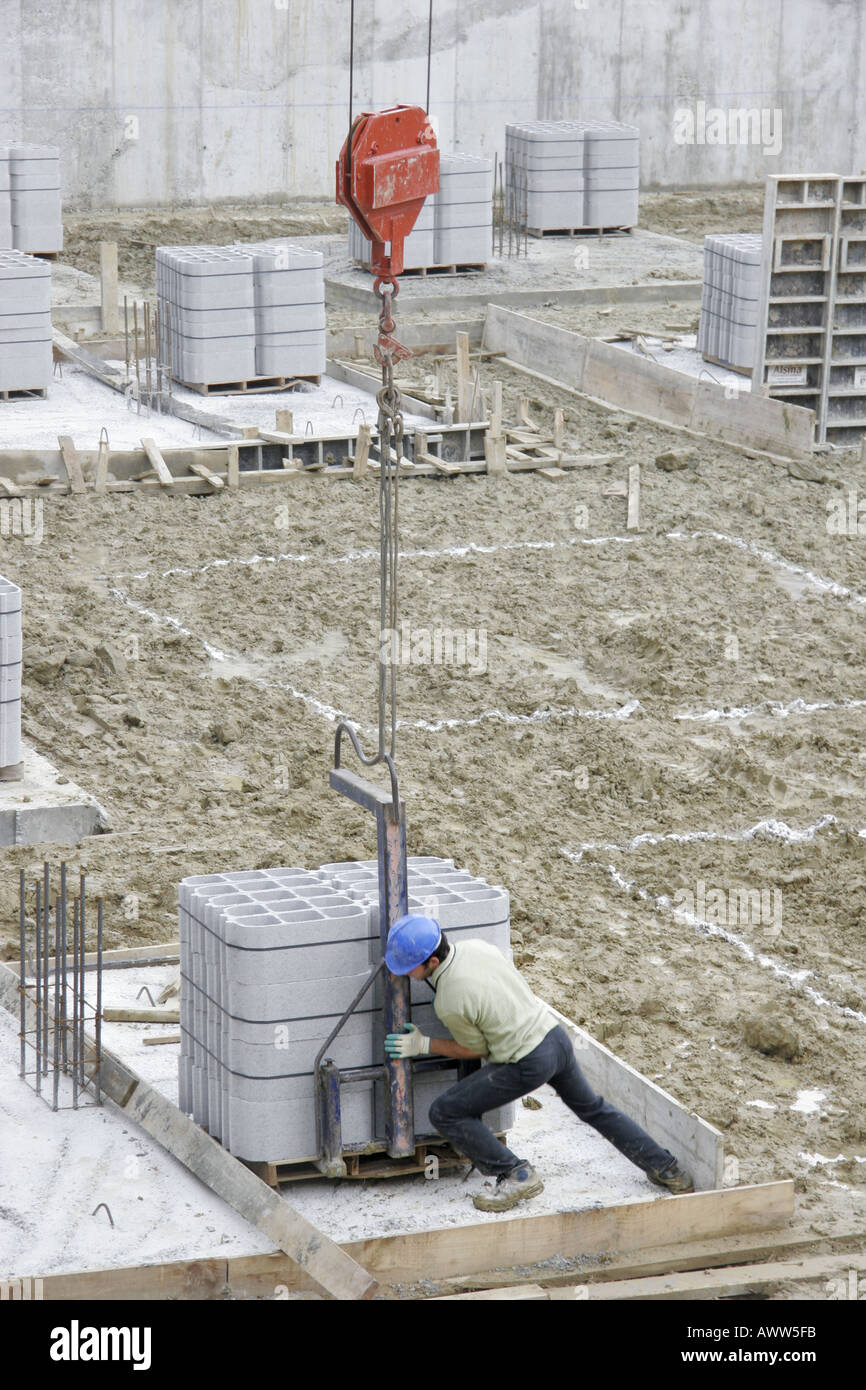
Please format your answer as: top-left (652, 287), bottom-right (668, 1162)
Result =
top-left (353, 259), bottom-right (486, 278)
top-left (246, 1135), bottom-right (508, 1188)
top-left (177, 374), bottom-right (321, 396)
top-left (0, 386), bottom-right (48, 401)
top-left (526, 225), bottom-right (633, 239)
top-left (702, 352), bottom-right (752, 378)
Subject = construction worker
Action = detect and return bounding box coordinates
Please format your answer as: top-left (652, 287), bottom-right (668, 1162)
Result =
top-left (384, 915), bottom-right (694, 1212)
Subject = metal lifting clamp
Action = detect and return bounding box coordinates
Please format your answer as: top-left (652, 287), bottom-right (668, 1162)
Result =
top-left (336, 104), bottom-right (440, 280)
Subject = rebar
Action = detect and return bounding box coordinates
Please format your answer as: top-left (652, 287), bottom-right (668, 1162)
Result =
top-left (18, 869), bottom-right (25, 1079)
top-left (123, 295), bottom-right (130, 380)
top-left (16, 866), bottom-right (103, 1111)
top-left (133, 301), bottom-right (141, 398)
top-left (34, 880), bottom-right (42, 1095)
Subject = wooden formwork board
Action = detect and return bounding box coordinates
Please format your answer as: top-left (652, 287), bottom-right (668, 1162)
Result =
top-left (29, 1181), bottom-right (795, 1300)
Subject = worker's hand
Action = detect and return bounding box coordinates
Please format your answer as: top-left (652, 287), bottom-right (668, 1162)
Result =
top-left (384, 1024), bottom-right (431, 1059)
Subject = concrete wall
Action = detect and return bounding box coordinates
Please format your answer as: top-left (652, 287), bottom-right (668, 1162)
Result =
top-left (1, 0), bottom-right (863, 208)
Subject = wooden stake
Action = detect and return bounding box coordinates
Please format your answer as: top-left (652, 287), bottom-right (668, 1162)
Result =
top-left (353, 423), bottom-right (371, 479)
top-left (491, 380), bottom-right (503, 437)
top-left (57, 435), bottom-right (87, 495)
top-left (553, 408), bottom-right (564, 451)
top-left (456, 331), bottom-right (471, 422)
top-left (99, 242), bottom-right (119, 335)
top-left (140, 438), bottom-right (175, 489)
top-left (519, 396), bottom-right (538, 430)
top-left (227, 443), bottom-right (239, 489)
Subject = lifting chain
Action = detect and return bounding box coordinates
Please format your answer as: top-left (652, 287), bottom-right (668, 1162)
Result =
top-left (371, 275), bottom-right (412, 762)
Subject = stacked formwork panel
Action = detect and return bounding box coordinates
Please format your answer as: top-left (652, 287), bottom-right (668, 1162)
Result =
top-left (0, 576), bottom-right (22, 771)
top-left (156, 242), bottom-right (325, 388)
top-left (0, 250), bottom-right (52, 393)
top-left (696, 234), bottom-right (762, 373)
top-left (179, 856), bottom-right (515, 1162)
top-left (505, 120), bottom-right (639, 234)
top-left (349, 154), bottom-right (493, 272)
top-left (752, 174), bottom-right (866, 445)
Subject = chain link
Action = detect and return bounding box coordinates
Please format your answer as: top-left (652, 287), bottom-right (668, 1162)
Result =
top-left (374, 278), bottom-right (405, 761)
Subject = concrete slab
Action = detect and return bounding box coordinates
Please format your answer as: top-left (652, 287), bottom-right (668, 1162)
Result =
top-left (0, 741), bottom-right (107, 846)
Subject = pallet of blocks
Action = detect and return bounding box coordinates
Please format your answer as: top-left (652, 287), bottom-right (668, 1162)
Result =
top-left (178, 856), bottom-right (514, 1164)
top-left (157, 241), bottom-right (325, 391)
top-left (0, 249), bottom-right (52, 396)
top-left (696, 233), bottom-right (762, 374)
top-left (505, 119), bottom-right (639, 234)
top-left (3, 144), bottom-right (63, 254)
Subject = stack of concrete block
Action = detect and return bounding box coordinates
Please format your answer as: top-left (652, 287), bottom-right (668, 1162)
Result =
top-left (178, 856), bottom-right (515, 1161)
top-left (238, 241), bottom-right (326, 378)
top-left (697, 233), bottom-right (762, 372)
top-left (0, 250), bottom-right (52, 392)
top-left (434, 153), bottom-right (493, 265)
top-left (156, 245), bottom-right (257, 385)
top-left (583, 121), bottom-right (640, 228)
top-left (0, 151), bottom-right (11, 251)
top-left (6, 145), bottom-right (63, 254)
top-left (0, 576), bottom-right (22, 769)
top-left (505, 119), bottom-right (639, 231)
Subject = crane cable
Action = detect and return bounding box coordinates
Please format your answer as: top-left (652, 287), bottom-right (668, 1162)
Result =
top-left (349, 0), bottom-right (435, 127)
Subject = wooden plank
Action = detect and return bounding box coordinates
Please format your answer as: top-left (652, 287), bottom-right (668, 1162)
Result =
top-left (57, 434), bottom-right (87, 495)
top-left (102, 1007), bottom-right (180, 1023)
top-left (538, 466), bottom-right (568, 481)
top-left (353, 423), bottom-right (371, 479)
top-left (140, 437), bottom-right (175, 488)
top-left (455, 331), bottom-right (471, 421)
top-left (433, 1225), bottom-right (863, 1295)
top-left (226, 444), bottom-right (239, 489)
top-left (555, 1250), bottom-right (866, 1301)
top-left (188, 461), bottom-right (225, 490)
top-left (99, 242), bottom-right (119, 334)
top-left (437, 1284), bottom-right (549, 1301)
top-left (142, 1034), bottom-right (181, 1046)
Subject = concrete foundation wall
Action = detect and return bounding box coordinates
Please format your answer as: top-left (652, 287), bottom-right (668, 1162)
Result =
top-left (0, 2), bottom-right (863, 208)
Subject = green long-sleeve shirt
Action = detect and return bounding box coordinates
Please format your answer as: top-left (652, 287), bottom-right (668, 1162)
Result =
top-left (430, 938), bottom-right (556, 1063)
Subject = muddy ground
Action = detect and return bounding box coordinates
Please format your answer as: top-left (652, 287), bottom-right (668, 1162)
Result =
top-left (3, 190), bottom-right (864, 1291)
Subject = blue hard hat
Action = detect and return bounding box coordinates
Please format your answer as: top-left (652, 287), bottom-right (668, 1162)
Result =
top-left (385, 914), bottom-right (442, 974)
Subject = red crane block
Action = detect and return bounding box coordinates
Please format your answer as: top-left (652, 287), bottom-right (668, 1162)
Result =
top-left (337, 105), bottom-right (439, 279)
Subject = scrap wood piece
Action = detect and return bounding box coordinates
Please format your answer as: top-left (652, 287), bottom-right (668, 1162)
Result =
top-left (142, 1034), bottom-right (181, 1046)
top-left (188, 461), bottom-right (225, 490)
top-left (538, 467), bottom-right (568, 482)
top-left (0, 476), bottom-right (24, 497)
top-left (140, 437), bottom-right (175, 488)
top-left (103, 1007), bottom-right (180, 1023)
top-left (57, 434), bottom-right (87, 495)
top-left (518, 396), bottom-right (538, 430)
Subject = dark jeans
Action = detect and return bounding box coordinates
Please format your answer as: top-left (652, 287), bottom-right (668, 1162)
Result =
top-left (428, 1024), bottom-right (676, 1179)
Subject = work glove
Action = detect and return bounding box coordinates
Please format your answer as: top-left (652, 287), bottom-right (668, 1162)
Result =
top-left (384, 1024), bottom-right (431, 1059)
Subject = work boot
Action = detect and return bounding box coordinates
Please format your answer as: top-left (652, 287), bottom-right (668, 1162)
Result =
top-left (472, 1163), bottom-right (544, 1212)
top-left (645, 1159), bottom-right (694, 1194)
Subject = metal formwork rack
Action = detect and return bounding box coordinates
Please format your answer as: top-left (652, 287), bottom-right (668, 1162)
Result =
top-left (753, 174), bottom-right (866, 446)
